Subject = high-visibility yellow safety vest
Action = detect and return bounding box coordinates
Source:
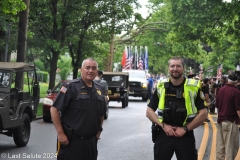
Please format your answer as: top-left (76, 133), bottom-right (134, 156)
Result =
top-left (156, 78), bottom-right (201, 126)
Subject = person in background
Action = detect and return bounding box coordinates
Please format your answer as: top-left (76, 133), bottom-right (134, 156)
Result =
top-left (209, 77), bottom-right (217, 114)
top-left (147, 74), bottom-right (154, 100)
top-left (216, 76), bottom-right (227, 96)
top-left (236, 76), bottom-right (240, 91)
top-left (215, 71), bottom-right (240, 160)
top-left (94, 70), bottom-right (109, 139)
top-left (50, 58), bottom-right (106, 160)
top-left (94, 70), bottom-right (108, 97)
top-left (201, 78), bottom-right (210, 122)
top-left (146, 56), bottom-right (207, 160)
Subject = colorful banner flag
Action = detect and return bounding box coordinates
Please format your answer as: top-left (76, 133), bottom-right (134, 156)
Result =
top-left (145, 46), bottom-right (148, 70)
top-left (121, 46), bottom-right (127, 67)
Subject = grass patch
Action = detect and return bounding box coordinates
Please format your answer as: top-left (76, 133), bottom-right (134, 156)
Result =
top-left (39, 82), bottom-right (49, 98)
top-left (37, 102), bottom-right (43, 116)
top-left (12, 82), bottom-right (49, 98)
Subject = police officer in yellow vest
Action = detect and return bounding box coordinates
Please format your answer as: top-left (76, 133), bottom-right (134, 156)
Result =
top-left (146, 56), bottom-right (208, 160)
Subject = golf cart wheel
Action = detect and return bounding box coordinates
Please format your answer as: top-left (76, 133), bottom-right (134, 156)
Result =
top-left (13, 113), bottom-right (31, 147)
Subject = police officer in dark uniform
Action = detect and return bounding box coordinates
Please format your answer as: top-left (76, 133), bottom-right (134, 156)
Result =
top-left (146, 57), bottom-right (208, 160)
top-left (51, 58), bottom-right (106, 160)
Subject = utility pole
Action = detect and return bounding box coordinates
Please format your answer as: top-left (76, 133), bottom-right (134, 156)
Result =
top-left (16, 0), bottom-right (30, 89)
top-left (108, 33), bottom-right (115, 71)
top-left (4, 23), bottom-right (11, 62)
top-left (106, 2), bottom-right (116, 72)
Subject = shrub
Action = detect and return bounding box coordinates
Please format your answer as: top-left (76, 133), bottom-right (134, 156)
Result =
top-left (36, 71), bottom-right (48, 82)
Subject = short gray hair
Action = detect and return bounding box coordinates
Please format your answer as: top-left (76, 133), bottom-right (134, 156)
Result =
top-left (81, 58), bottom-right (98, 69)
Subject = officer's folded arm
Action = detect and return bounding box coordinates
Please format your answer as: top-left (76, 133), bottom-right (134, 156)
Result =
top-left (146, 107), bottom-right (164, 128)
top-left (186, 108), bottom-right (208, 131)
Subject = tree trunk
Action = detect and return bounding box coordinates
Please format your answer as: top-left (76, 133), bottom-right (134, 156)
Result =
top-left (72, 67), bottom-right (79, 79)
top-left (48, 52), bottom-right (59, 89)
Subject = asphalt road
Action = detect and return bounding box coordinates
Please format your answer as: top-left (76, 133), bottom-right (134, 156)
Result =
top-left (1, 97), bottom-right (239, 160)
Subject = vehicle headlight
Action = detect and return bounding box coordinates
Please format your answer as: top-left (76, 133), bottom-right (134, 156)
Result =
top-left (142, 83), bottom-right (147, 88)
top-left (43, 98), bottom-right (53, 105)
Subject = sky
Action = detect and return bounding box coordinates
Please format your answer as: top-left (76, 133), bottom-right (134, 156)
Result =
top-left (137, 0), bottom-right (150, 18)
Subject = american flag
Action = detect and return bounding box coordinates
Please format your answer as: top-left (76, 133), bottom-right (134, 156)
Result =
top-left (138, 56), bottom-right (144, 70)
top-left (138, 47), bottom-right (144, 70)
top-left (122, 46), bottom-right (134, 70)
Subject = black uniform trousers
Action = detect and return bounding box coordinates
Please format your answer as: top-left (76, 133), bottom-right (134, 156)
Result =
top-left (154, 128), bottom-right (198, 160)
top-left (57, 136), bottom-right (98, 160)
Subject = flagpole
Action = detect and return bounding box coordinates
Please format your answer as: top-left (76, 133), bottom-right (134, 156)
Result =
top-left (135, 46), bottom-right (138, 69)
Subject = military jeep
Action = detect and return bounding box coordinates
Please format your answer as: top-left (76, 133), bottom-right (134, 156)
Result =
top-left (102, 72), bottom-right (129, 108)
top-left (0, 62), bottom-right (40, 147)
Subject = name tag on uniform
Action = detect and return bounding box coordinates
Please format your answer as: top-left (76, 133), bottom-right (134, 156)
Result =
top-left (79, 92), bottom-right (87, 94)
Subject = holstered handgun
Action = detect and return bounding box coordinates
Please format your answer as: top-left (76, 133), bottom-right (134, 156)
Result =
top-left (151, 123), bottom-right (160, 143)
top-left (62, 123), bottom-right (73, 141)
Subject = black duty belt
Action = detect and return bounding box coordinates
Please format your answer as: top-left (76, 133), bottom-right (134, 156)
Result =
top-left (72, 135), bottom-right (94, 140)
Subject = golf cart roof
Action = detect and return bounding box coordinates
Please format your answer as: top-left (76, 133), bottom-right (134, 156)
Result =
top-left (0, 62), bottom-right (35, 72)
top-left (103, 72), bottom-right (129, 76)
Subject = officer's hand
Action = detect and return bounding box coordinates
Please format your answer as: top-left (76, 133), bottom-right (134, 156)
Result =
top-left (173, 127), bottom-right (186, 137)
top-left (162, 123), bottom-right (176, 136)
top-left (58, 133), bottom-right (69, 145)
top-left (96, 131), bottom-right (101, 140)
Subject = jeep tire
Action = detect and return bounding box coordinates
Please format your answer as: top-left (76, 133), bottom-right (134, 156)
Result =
top-left (122, 93), bottom-right (128, 108)
top-left (13, 113), bottom-right (31, 147)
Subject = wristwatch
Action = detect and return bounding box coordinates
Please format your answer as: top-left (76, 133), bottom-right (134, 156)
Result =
top-left (99, 127), bottom-right (103, 132)
top-left (183, 126), bottom-right (188, 132)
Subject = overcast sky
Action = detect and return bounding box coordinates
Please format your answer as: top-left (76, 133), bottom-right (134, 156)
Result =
top-left (137, 0), bottom-right (150, 18)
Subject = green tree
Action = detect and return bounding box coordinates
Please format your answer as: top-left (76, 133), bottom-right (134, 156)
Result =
top-left (0, 0), bottom-right (26, 62)
top-left (29, 0), bottom-right (140, 89)
top-left (57, 54), bottom-right (72, 80)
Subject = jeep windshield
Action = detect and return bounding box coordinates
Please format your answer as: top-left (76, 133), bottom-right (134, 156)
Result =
top-left (0, 71), bottom-right (10, 87)
top-left (103, 75), bottom-right (126, 87)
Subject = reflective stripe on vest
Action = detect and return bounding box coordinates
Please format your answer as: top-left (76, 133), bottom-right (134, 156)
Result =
top-left (157, 78), bottom-right (200, 125)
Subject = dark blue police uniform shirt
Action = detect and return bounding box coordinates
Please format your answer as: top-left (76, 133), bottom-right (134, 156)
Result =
top-left (52, 78), bottom-right (106, 137)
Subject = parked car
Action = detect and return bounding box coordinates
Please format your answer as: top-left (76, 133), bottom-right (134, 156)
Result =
top-left (102, 72), bottom-right (129, 108)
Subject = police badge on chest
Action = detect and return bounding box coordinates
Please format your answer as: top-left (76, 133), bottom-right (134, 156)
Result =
top-left (176, 90), bottom-right (182, 98)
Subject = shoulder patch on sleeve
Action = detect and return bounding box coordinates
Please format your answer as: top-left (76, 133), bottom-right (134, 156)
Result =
top-left (60, 86), bottom-right (67, 93)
